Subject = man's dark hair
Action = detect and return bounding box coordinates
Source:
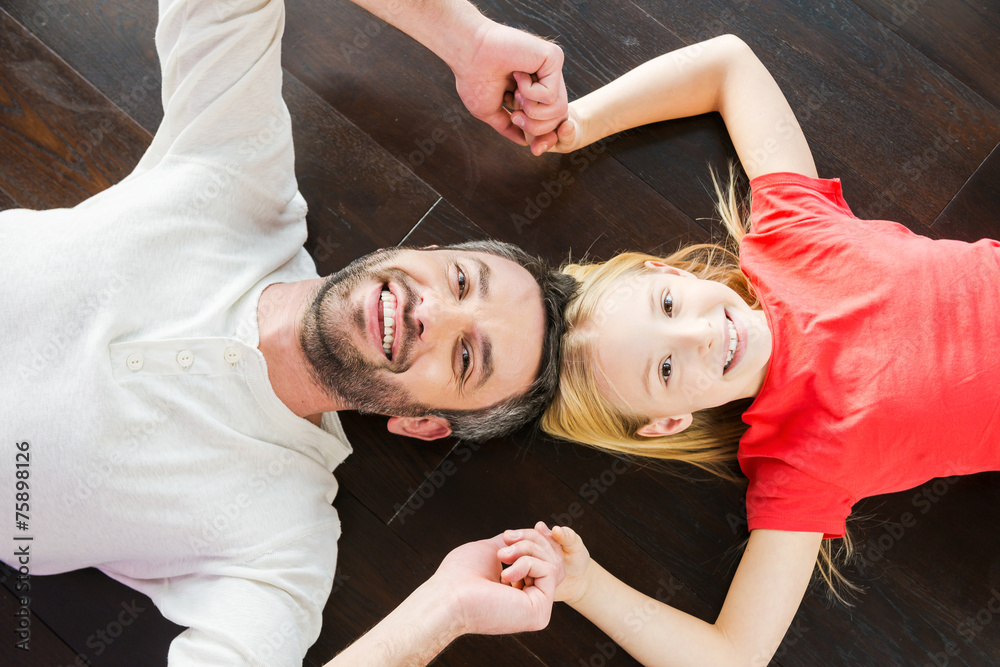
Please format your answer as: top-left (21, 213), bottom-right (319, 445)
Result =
top-left (426, 239), bottom-right (577, 441)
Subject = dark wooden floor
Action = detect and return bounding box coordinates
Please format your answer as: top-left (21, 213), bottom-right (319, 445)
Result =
top-left (2, 0), bottom-right (999, 665)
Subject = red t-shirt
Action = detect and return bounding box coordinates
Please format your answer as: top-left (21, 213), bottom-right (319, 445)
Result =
top-left (738, 172), bottom-right (1000, 538)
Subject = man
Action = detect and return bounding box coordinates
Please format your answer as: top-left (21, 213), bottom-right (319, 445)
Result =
top-left (1, 0), bottom-right (572, 663)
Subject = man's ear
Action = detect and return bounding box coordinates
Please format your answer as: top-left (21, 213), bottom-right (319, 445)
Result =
top-left (643, 260), bottom-right (695, 280)
top-left (386, 416), bottom-right (453, 441)
top-left (636, 414), bottom-right (693, 438)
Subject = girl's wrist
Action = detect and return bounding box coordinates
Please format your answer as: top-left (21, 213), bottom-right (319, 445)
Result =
top-left (565, 558), bottom-right (601, 608)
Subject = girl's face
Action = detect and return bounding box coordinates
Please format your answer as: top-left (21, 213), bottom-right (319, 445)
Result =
top-left (591, 261), bottom-right (772, 437)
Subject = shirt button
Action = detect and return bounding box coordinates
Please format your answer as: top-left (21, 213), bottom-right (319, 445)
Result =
top-left (176, 350), bottom-right (194, 369)
top-left (126, 353), bottom-right (144, 371)
top-left (224, 347), bottom-right (241, 365)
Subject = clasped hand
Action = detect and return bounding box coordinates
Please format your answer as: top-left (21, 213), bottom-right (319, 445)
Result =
top-left (452, 21), bottom-right (568, 155)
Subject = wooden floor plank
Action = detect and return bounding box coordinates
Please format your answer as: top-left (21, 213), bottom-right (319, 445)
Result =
top-left (0, 575), bottom-right (81, 667)
top-left (398, 198), bottom-right (488, 247)
top-left (0, 186), bottom-right (17, 211)
top-left (2, 0), bottom-right (163, 132)
top-left (931, 141), bottom-right (1000, 242)
top-left (0, 7), bottom-right (151, 209)
top-left (283, 71), bottom-right (440, 273)
top-left (851, 0), bottom-right (1000, 111)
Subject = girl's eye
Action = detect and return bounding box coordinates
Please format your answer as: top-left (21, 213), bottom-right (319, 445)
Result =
top-left (457, 267), bottom-right (467, 297)
top-left (461, 345), bottom-right (471, 375)
top-left (661, 357), bottom-right (672, 381)
top-left (663, 292), bottom-right (673, 316)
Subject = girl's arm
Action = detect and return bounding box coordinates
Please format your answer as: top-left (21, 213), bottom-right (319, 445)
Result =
top-left (538, 35), bottom-right (817, 180)
top-left (505, 525), bottom-right (822, 667)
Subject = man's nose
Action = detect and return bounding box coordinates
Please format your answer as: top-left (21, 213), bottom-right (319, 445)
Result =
top-left (413, 293), bottom-right (471, 343)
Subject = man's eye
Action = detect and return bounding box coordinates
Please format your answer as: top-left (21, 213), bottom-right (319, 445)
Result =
top-left (461, 345), bottom-right (471, 375)
top-left (663, 292), bottom-right (673, 316)
top-left (661, 357), bottom-right (672, 381)
top-left (457, 267), bottom-right (467, 297)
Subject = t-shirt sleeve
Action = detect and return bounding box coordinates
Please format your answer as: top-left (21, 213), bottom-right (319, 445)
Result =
top-left (131, 0), bottom-right (295, 205)
top-left (748, 172), bottom-right (855, 235)
top-left (116, 526), bottom-right (339, 666)
top-left (742, 456), bottom-right (853, 539)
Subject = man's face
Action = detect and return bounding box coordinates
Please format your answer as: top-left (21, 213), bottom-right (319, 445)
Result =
top-left (301, 247), bottom-right (545, 421)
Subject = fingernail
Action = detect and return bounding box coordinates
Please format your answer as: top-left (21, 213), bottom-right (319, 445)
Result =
top-left (499, 546), bottom-right (513, 555)
top-left (538, 143), bottom-right (548, 153)
top-left (506, 529), bottom-right (521, 539)
top-left (512, 115), bottom-right (524, 128)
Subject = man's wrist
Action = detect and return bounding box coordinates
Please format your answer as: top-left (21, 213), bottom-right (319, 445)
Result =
top-left (397, 575), bottom-right (466, 653)
top-left (325, 577), bottom-right (463, 667)
top-left (435, 3), bottom-right (492, 73)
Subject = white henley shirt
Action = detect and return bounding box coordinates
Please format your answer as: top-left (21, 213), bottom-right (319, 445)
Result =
top-left (1, 0), bottom-right (353, 664)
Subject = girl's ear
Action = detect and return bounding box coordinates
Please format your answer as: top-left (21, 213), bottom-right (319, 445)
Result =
top-left (643, 260), bottom-right (695, 279)
top-left (637, 414), bottom-right (693, 438)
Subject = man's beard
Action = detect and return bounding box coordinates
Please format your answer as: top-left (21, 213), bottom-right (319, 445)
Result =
top-left (300, 248), bottom-right (432, 418)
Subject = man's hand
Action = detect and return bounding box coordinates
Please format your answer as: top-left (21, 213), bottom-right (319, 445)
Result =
top-left (433, 532), bottom-right (562, 635)
top-left (454, 21), bottom-right (568, 155)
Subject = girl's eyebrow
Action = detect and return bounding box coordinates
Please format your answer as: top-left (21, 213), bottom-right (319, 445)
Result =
top-left (641, 355), bottom-right (653, 396)
top-left (640, 287), bottom-right (657, 397)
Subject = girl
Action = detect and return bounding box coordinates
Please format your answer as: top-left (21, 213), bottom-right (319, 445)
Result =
top-left (498, 35), bottom-right (1000, 665)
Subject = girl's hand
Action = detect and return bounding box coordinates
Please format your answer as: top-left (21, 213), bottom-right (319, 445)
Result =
top-left (499, 522), bottom-right (593, 605)
top-left (548, 524), bottom-right (593, 604)
top-left (511, 93), bottom-right (587, 155)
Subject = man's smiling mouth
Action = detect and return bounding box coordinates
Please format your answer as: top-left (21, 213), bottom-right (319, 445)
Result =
top-left (380, 287), bottom-right (397, 360)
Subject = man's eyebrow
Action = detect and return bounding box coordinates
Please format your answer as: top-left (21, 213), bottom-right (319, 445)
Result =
top-left (474, 257), bottom-right (491, 298)
top-left (474, 258), bottom-right (494, 389)
top-left (476, 337), bottom-right (494, 390)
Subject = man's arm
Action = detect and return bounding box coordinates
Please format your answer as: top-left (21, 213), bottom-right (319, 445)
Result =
top-left (347, 0), bottom-right (568, 154)
top-left (325, 534), bottom-right (562, 666)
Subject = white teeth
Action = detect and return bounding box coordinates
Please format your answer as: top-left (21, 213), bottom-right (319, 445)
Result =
top-left (724, 317), bottom-right (737, 371)
top-left (380, 289), bottom-right (397, 359)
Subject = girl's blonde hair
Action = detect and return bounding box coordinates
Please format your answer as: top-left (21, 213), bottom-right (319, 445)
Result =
top-left (542, 167), bottom-right (859, 602)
